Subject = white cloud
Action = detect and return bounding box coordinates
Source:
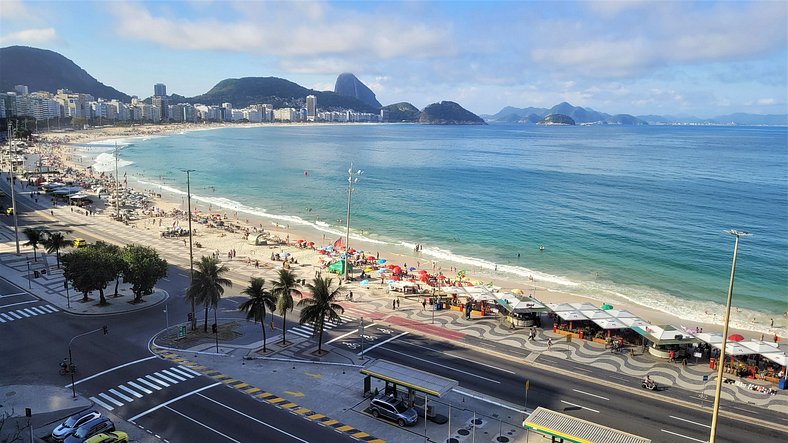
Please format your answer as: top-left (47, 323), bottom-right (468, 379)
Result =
top-left (0, 27), bottom-right (57, 45)
top-left (0, 0), bottom-right (34, 20)
top-left (108, 2), bottom-right (455, 64)
top-left (756, 98), bottom-right (777, 106)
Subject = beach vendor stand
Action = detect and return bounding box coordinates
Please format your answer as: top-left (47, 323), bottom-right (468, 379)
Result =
top-left (496, 293), bottom-right (547, 329)
top-left (629, 324), bottom-right (700, 359)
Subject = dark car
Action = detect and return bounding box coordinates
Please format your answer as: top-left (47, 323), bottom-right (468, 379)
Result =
top-left (368, 394), bottom-right (418, 427)
top-left (51, 410), bottom-right (101, 442)
top-left (63, 417), bottom-right (115, 443)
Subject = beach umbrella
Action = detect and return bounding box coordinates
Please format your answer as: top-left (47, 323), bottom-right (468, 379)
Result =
top-left (408, 267), bottom-right (416, 271)
top-left (306, 241), bottom-right (314, 246)
top-left (364, 268), bottom-right (373, 273)
top-left (377, 259), bottom-right (387, 264)
top-left (367, 255), bottom-right (376, 261)
top-left (283, 252), bottom-right (290, 257)
top-left (418, 269), bottom-right (428, 274)
top-left (391, 275), bottom-right (401, 281)
top-left (348, 248), bottom-right (356, 254)
top-left (378, 269), bottom-right (387, 274)
top-left (392, 266), bottom-right (402, 274)
top-left (601, 303), bottom-right (613, 310)
top-left (419, 274), bottom-right (429, 282)
top-left (360, 280), bottom-right (369, 286)
top-left (437, 275), bottom-right (446, 279)
top-left (295, 239), bottom-right (304, 243)
top-left (387, 280), bottom-right (395, 284)
top-left (511, 288), bottom-right (524, 295)
top-left (728, 334), bottom-right (745, 342)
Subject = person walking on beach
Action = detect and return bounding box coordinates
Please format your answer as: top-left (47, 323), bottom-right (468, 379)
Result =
top-left (396, 298), bottom-right (400, 309)
top-left (392, 299), bottom-right (396, 310)
top-left (547, 338), bottom-right (552, 351)
top-left (422, 298), bottom-right (427, 311)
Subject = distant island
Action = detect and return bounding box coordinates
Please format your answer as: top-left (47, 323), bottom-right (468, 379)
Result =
top-left (538, 114), bottom-right (575, 125)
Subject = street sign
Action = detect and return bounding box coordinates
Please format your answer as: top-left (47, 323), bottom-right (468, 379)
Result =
top-left (178, 325), bottom-right (186, 338)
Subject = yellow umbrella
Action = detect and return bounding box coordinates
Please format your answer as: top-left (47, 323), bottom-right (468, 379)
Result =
top-left (364, 268), bottom-right (373, 273)
top-left (510, 288), bottom-right (524, 295)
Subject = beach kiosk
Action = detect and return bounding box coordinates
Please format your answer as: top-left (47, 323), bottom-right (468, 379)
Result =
top-left (523, 407), bottom-right (651, 443)
top-left (327, 260), bottom-right (353, 276)
top-left (247, 232), bottom-right (270, 246)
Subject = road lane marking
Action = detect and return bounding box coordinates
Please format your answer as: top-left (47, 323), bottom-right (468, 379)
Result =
top-left (451, 387), bottom-right (526, 414)
top-left (168, 367), bottom-right (195, 379)
top-left (21, 308), bottom-right (38, 316)
top-left (197, 393), bottom-right (310, 443)
top-left (89, 396), bottom-right (114, 411)
top-left (108, 388), bottom-right (134, 402)
top-left (154, 371), bottom-right (179, 384)
top-left (119, 384), bottom-right (144, 398)
top-left (378, 346), bottom-right (501, 384)
top-left (0, 292), bottom-right (26, 298)
top-left (326, 322), bottom-right (378, 344)
top-left (177, 365), bottom-right (202, 377)
top-left (570, 366), bottom-right (593, 373)
top-left (8, 311), bottom-right (22, 319)
top-left (1, 300), bottom-right (36, 309)
top-left (126, 381), bottom-right (152, 394)
top-left (0, 313), bottom-right (12, 321)
top-left (161, 369), bottom-right (187, 381)
top-left (67, 356), bottom-right (158, 387)
top-left (30, 306), bottom-right (47, 314)
top-left (560, 400), bottom-right (599, 413)
top-left (41, 305), bottom-right (59, 313)
top-left (661, 429), bottom-right (708, 442)
top-left (145, 374), bottom-right (170, 387)
top-left (163, 406), bottom-right (242, 443)
top-left (670, 415), bottom-right (711, 428)
top-left (16, 310), bottom-right (30, 317)
top-left (136, 377), bottom-right (162, 391)
top-left (129, 383), bottom-right (221, 421)
top-left (358, 331), bottom-right (408, 356)
top-left (572, 389), bottom-right (609, 400)
top-left (98, 392), bottom-right (124, 407)
top-left (401, 340), bottom-right (517, 374)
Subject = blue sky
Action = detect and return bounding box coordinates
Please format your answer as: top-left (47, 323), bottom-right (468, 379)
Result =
top-left (1, 0), bottom-right (786, 117)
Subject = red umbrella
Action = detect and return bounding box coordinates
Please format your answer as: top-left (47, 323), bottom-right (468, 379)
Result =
top-left (392, 266), bottom-right (402, 274)
top-left (418, 269), bottom-right (428, 274)
top-left (391, 275), bottom-right (401, 281)
top-left (348, 248), bottom-right (356, 254)
top-left (437, 275), bottom-right (446, 279)
top-left (728, 334), bottom-right (745, 342)
top-left (367, 255), bottom-right (376, 261)
top-left (419, 274), bottom-right (429, 282)
top-left (306, 241), bottom-right (314, 246)
top-left (295, 239), bottom-right (304, 243)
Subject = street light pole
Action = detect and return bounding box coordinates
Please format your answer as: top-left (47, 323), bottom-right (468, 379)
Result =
top-left (185, 169), bottom-right (196, 331)
top-left (709, 229), bottom-right (751, 443)
top-left (344, 163), bottom-right (362, 281)
top-left (7, 123), bottom-right (20, 254)
top-left (114, 142), bottom-right (120, 220)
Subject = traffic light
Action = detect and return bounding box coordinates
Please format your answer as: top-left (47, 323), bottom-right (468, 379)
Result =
top-left (102, 325), bottom-right (108, 335)
top-left (212, 323), bottom-right (218, 334)
top-left (187, 313), bottom-right (193, 322)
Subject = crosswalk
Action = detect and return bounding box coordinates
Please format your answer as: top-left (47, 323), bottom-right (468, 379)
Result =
top-left (287, 315), bottom-right (356, 339)
top-left (0, 304), bottom-right (59, 323)
top-left (89, 366), bottom-right (202, 411)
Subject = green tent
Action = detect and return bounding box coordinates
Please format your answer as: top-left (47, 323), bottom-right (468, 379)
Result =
top-left (328, 261), bottom-right (353, 275)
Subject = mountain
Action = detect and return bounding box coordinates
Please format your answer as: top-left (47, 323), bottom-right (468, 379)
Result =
top-left (334, 73), bottom-right (382, 109)
top-left (0, 45), bottom-right (130, 101)
top-left (381, 102), bottom-right (421, 122)
top-left (188, 77), bottom-right (378, 113)
top-left (419, 101), bottom-right (486, 125)
top-left (709, 113), bottom-right (788, 126)
top-left (487, 102), bottom-right (647, 125)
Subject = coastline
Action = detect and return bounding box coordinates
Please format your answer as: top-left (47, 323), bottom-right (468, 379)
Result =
top-left (42, 123), bottom-right (786, 341)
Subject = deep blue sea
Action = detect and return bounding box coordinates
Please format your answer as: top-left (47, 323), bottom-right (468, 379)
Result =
top-left (86, 124), bottom-right (788, 333)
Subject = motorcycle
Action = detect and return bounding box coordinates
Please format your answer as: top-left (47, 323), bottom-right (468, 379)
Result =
top-left (641, 380), bottom-right (657, 391)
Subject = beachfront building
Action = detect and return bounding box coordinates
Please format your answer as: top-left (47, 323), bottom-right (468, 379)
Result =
top-left (154, 83), bottom-right (167, 97)
top-left (273, 107), bottom-right (297, 122)
top-left (195, 104), bottom-right (223, 121)
top-left (222, 103), bottom-right (233, 121)
top-left (152, 96), bottom-right (169, 121)
top-left (306, 95), bottom-right (317, 121)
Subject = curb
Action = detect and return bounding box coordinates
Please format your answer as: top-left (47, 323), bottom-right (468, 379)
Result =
top-left (151, 346), bottom-right (386, 443)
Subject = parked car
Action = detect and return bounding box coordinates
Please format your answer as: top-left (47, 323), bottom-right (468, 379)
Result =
top-left (84, 431), bottom-right (128, 443)
top-left (73, 238), bottom-right (87, 248)
top-left (368, 394), bottom-right (418, 427)
top-left (51, 410), bottom-right (101, 442)
top-left (63, 417), bottom-right (115, 443)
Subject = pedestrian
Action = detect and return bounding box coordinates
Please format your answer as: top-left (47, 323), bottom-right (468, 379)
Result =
top-left (392, 299), bottom-right (396, 310)
top-left (396, 298), bottom-right (400, 309)
top-left (771, 318), bottom-right (774, 328)
top-left (349, 290), bottom-right (353, 302)
top-left (422, 298), bottom-right (427, 310)
top-left (547, 338), bottom-right (552, 351)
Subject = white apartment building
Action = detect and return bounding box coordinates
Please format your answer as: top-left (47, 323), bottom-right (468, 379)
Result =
top-left (273, 107), bottom-right (297, 122)
top-left (306, 95), bottom-right (317, 121)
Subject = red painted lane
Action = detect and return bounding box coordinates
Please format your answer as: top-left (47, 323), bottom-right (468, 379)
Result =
top-left (385, 315), bottom-right (466, 340)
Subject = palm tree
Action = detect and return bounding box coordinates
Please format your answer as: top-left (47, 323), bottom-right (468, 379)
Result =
top-left (186, 256), bottom-right (232, 332)
top-left (271, 269), bottom-right (302, 345)
top-left (23, 227), bottom-right (46, 261)
top-left (238, 278), bottom-right (278, 352)
top-left (297, 277), bottom-right (344, 355)
top-left (41, 231), bottom-right (71, 268)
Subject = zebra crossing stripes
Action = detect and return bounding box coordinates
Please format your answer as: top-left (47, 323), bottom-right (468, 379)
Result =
top-left (287, 315), bottom-right (356, 338)
top-left (0, 304), bottom-right (58, 323)
top-left (89, 365), bottom-right (202, 411)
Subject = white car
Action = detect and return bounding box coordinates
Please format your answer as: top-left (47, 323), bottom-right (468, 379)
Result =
top-left (51, 410), bottom-right (101, 442)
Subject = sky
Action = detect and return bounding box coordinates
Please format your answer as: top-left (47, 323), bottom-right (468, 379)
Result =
top-left (0, 0), bottom-right (786, 117)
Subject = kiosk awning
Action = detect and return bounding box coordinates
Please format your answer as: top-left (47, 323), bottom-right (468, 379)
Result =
top-left (360, 359), bottom-right (458, 398)
top-left (523, 407), bottom-right (651, 443)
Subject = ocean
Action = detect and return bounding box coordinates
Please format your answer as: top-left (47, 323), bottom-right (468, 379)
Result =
top-left (84, 123), bottom-right (788, 334)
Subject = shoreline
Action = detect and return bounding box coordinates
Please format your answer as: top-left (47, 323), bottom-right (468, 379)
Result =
top-left (41, 124), bottom-right (786, 341)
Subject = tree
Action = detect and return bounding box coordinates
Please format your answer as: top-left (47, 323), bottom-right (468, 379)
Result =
top-left (92, 241), bottom-right (125, 297)
top-left (238, 278), bottom-right (277, 352)
top-left (22, 227), bottom-right (46, 261)
top-left (41, 231), bottom-right (71, 268)
top-left (122, 244), bottom-right (168, 303)
top-left (186, 256), bottom-right (232, 332)
top-left (271, 269), bottom-right (301, 345)
top-left (61, 247), bottom-right (117, 305)
top-left (297, 277), bottom-right (344, 355)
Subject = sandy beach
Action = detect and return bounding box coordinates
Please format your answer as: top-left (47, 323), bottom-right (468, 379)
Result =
top-left (28, 123), bottom-right (786, 342)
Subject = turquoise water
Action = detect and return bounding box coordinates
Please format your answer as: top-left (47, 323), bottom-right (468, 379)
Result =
top-left (88, 124), bottom-right (788, 331)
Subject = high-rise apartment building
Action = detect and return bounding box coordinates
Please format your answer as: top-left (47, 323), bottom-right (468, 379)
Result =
top-left (306, 95), bottom-right (317, 121)
top-left (154, 83), bottom-right (167, 97)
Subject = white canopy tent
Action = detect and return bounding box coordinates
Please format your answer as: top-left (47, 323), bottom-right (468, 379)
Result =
top-left (711, 341), bottom-right (755, 356)
top-left (548, 302), bottom-right (598, 312)
top-left (555, 310), bottom-right (588, 322)
top-left (605, 309), bottom-right (638, 319)
top-left (739, 340), bottom-right (782, 355)
top-left (593, 318), bottom-right (629, 330)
